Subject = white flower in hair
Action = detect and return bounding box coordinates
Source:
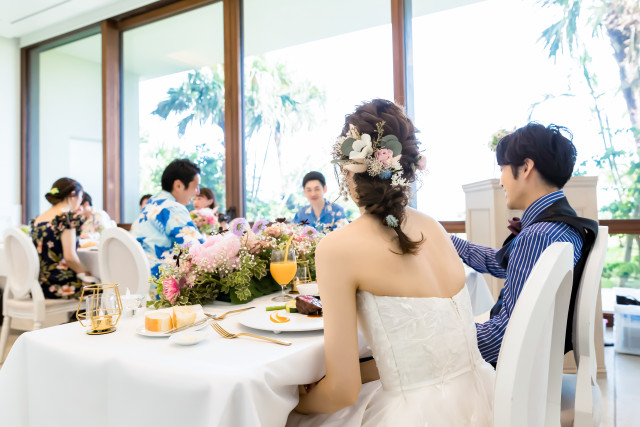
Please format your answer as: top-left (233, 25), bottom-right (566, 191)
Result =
top-left (349, 134), bottom-right (373, 160)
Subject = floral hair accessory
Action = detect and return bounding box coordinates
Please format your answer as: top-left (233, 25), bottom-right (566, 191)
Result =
top-left (50, 187), bottom-right (59, 195)
top-left (385, 214), bottom-right (399, 228)
top-left (332, 121), bottom-right (408, 188)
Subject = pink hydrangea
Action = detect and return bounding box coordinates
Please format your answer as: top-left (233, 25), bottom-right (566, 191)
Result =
top-left (162, 277), bottom-right (179, 303)
top-left (375, 148), bottom-right (394, 168)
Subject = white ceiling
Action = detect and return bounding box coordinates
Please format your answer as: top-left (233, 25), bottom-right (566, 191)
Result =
top-left (0, 0), bottom-right (485, 44)
top-left (0, 0), bottom-right (157, 44)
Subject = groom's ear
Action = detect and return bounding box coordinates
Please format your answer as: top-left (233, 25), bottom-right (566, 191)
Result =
top-left (522, 158), bottom-right (535, 179)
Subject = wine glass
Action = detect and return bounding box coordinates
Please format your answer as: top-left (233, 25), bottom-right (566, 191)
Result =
top-left (270, 248), bottom-right (297, 302)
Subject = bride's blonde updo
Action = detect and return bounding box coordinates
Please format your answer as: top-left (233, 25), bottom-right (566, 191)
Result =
top-left (336, 99), bottom-right (424, 255)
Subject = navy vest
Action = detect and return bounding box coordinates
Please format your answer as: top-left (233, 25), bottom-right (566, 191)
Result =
top-left (491, 197), bottom-right (599, 353)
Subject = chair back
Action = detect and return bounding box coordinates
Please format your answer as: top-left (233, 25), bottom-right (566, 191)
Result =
top-left (494, 242), bottom-right (574, 427)
top-left (3, 228), bottom-right (42, 300)
top-left (98, 227), bottom-right (150, 295)
top-left (572, 226), bottom-right (607, 424)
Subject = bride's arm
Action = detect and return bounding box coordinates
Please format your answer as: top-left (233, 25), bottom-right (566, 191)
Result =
top-left (295, 235), bottom-right (361, 414)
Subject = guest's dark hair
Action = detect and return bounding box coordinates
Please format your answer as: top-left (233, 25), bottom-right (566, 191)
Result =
top-left (161, 159), bottom-right (201, 192)
top-left (139, 194), bottom-right (152, 207)
top-left (45, 178), bottom-right (83, 205)
top-left (198, 188), bottom-right (217, 209)
top-left (302, 171), bottom-right (326, 188)
top-left (341, 99), bottom-right (423, 255)
top-left (496, 122), bottom-right (577, 188)
top-left (81, 192), bottom-right (92, 206)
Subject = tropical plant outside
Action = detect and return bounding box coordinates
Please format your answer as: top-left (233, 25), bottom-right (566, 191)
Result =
top-left (535, 0), bottom-right (640, 287)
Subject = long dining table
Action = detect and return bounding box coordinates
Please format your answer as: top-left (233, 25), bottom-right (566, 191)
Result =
top-left (0, 269), bottom-right (494, 427)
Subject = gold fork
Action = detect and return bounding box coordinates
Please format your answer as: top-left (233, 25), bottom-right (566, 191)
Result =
top-left (204, 306), bottom-right (255, 320)
top-left (211, 322), bottom-right (292, 346)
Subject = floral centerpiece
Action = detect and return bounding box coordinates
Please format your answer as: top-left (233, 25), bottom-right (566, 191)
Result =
top-left (190, 208), bottom-right (219, 235)
top-left (488, 128), bottom-right (515, 151)
top-left (150, 218), bottom-right (325, 308)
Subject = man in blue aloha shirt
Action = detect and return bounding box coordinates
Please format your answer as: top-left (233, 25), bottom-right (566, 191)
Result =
top-left (131, 159), bottom-right (205, 289)
top-left (293, 171), bottom-right (347, 231)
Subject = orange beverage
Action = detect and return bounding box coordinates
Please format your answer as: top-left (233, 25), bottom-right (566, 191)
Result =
top-left (270, 261), bottom-right (297, 285)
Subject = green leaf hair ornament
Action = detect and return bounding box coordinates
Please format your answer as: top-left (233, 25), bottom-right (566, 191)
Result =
top-left (50, 187), bottom-right (59, 195)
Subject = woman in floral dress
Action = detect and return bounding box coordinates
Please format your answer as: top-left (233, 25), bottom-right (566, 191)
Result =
top-left (30, 178), bottom-right (97, 299)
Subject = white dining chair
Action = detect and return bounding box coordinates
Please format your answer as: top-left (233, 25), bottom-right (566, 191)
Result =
top-left (561, 226), bottom-right (608, 427)
top-left (494, 242), bottom-right (574, 427)
top-left (0, 228), bottom-right (79, 363)
top-left (98, 227), bottom-right (151, 296)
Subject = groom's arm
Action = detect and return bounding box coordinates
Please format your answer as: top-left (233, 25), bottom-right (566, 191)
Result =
top-left (475, 231), bottom-right (553, 363)
top-left (450, 235), bottom-right (507, 278)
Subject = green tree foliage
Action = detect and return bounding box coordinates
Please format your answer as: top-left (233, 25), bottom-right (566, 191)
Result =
top-left (538, 0), bottom-right (640, 286)
top-left (151, 56), bottom-right (325, 220)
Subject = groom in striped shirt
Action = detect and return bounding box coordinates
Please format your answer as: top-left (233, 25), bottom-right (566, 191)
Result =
top-left (452, 123), bottom-right (598, 364)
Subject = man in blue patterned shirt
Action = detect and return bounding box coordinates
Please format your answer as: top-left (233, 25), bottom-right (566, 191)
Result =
top-left (293, 171), bottom-right (347, 230)
top-left (131, 159), bottom-right (205, 288)
top-left (452, 123), bottom-right (598, 364)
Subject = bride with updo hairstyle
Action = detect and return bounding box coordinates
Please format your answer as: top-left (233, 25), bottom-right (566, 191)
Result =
top-left (30, 177), bottom-right (98, 299)
top-left (289, 99), bottom-right (495, 426)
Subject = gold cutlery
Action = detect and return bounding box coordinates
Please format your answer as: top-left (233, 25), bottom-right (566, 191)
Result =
top-left (163, 317), bottom-right (211, 334)
top-left (204, 306), bottom-right (255, 320)
top-left (211, 322), bottom-right (291, 346)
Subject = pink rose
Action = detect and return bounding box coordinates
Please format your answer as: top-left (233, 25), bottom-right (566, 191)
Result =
top-left (375, 149), bottom-right (394, 167)
top-left (162, 277), bottom-right (180, 303)
top-left (417, 154), bottom-right (427, 171)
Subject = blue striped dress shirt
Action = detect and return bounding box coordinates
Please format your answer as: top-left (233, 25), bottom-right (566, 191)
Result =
top-left (451, 190), bottom-right (583, 363)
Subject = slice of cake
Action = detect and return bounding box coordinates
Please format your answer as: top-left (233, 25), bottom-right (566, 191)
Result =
top-left (145, 312), bottom-right (173, 332)
top-left (172, 306), bottom-right (197, 329)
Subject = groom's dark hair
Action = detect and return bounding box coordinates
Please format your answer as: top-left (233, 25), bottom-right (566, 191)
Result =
top-left (496, 122), bottom-right (577, 188)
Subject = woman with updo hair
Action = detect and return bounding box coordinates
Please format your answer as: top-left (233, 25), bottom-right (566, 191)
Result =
top-left (30, 178), bottom-right (97, 299)
top-left (289, 100), bottom-right (495, 425)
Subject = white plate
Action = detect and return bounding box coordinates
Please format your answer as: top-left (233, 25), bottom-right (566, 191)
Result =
top-left (168, 329), bottom-right (210, 346)
top-left (237, 309), bottom-right (323, 333)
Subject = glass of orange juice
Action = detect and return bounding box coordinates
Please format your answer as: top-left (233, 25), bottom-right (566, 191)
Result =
top-left (270, 248), bottom-right (297, 301)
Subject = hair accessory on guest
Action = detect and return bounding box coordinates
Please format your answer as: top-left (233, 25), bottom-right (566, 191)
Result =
top-left (50, 187), bottom-right (59, 195)
top-left (385, 214), bottom-right (399, 228)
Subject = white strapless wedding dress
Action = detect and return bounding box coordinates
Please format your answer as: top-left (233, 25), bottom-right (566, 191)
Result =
top-left (287, 287), bottom-right (495, 426)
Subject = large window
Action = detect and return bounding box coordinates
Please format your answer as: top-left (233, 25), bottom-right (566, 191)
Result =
top-left (242, 0), bottom-right (394, 222)
top-left (26, 30), bottom-right (102, 220)
top-left (121, 2), bottom-right (225, 222)
top-left (411, 0), bottom-right (640, 287)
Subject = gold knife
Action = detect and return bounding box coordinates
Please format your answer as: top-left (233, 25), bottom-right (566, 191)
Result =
top-left (163, 317), bottom-right (211, 334)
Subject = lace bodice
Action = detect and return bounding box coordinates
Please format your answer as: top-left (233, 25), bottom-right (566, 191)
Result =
top-left (357, 287), bottom-right (485, 392)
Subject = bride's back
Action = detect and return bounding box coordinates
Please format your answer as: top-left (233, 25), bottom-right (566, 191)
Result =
top-left (324, 207), bottom-right (465, 299)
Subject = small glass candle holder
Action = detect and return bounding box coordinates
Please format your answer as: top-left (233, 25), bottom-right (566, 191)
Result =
top-left (76, 283), bottom-right (123, 335)
top-left (292, 260), bottom-right (311, 294)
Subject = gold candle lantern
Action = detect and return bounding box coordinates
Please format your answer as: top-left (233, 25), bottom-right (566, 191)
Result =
top-left (292, 260), bottom-right (311, 293)
top-left (76, 283), bottom-right (123, 335)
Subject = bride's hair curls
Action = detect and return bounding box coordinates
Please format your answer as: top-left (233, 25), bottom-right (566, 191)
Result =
top-left (339, 99), bottom-right (424, 255)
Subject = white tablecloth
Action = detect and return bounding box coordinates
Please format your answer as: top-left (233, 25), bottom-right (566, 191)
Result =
top-left (0, 273), bottom-right (493, 427)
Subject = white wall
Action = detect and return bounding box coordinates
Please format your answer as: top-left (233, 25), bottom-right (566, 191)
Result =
top-left (0, 35), bottom-right (22, 232)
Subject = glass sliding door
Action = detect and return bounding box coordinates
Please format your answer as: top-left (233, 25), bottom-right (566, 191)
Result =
top-left (121, 2), bottom-right (225, 222)
top-left (27, 30), bottom-right (102, 220)
top-left (242, 0), bottom-right (394, 222)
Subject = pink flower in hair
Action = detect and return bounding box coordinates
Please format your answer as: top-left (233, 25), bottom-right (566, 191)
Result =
top-left (417, 155), bottom-right (427, 171)
top-left (375, 148), bottom-right (394, 168)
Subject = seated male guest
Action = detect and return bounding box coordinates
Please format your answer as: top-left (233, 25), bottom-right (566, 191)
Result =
top-left (79, 192), bottom-right (115, 239)
top-left (131, 159), bottom-right (205, 284)
top-left (451, 123), bottom-right (598, 364)
top-left (292, 171), bottom-right (347, 230)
